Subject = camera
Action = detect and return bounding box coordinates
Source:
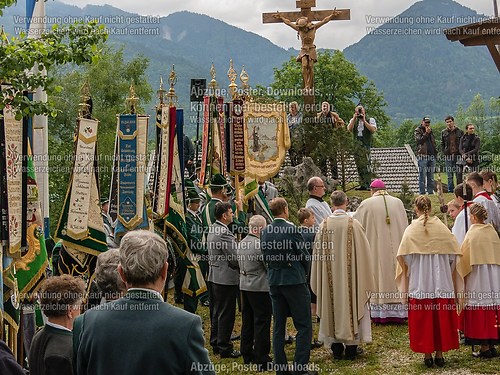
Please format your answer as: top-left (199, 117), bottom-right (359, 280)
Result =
top-left (357, 107), bottom-right (363, 119)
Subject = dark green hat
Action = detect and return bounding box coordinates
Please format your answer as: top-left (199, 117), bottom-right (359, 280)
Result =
top-left (210, 173), bottom-right (228, 189)
top-left (185, 179), bottom-right (195, 189)
top-left (186, 189), bottom-right (201, 202)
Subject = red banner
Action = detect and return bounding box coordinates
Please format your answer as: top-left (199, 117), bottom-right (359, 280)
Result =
top-left (230, 100), bottom-right (245, 173)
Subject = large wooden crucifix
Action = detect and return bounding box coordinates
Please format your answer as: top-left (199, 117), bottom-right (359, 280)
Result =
top-left (263, 0), bottom-right (350, 109)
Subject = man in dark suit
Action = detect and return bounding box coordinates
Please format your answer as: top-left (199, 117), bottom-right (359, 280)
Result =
top-left (29, 275), bottom-right (86, 375)
top-left (206, 202), bottom-right (241, 358)
top-left (261, 198), bottom-right (316, 375)
top-left (74, 230), bottom-right (214, 375)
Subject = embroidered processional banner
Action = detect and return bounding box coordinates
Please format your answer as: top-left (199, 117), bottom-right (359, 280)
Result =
top-left (55, 118), bottom-right (107, 256)
top-left (114, 114), bottom-right (150, 236)
top-left (243, 102), bottom-right (290, 181)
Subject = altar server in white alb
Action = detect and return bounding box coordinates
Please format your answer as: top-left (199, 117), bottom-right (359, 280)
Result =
top-left (455, 203), bottom-right (500, 359)
top-left (396, 195), bottom-right (461, 368)
top-left (353, 179), bottom-right (408, 324)
top-left (467, 172), bottom-right (500, 232)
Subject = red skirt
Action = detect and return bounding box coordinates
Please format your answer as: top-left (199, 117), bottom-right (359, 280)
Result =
top-left (408, 298), bottom-right (459, 353)
top-left (463, 305), bottom-right (500, 343)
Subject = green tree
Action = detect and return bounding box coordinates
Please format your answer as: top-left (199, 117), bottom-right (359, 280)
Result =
top-left (267, 50), bottom-right (389, 189)
top-left (1, 20), bottom-right (107, 118)
top-left (269, 50), bottom-right (390, 136)
top-left (48, 47), bottom-right (152, 233)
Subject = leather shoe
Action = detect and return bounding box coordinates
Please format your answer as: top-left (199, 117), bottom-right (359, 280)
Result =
top-left (201, 300), bottom-right (210, 307)
top-left (424, 357), bottom-right (433, 368)
top-left (434, 356), bottom-right (445, 367)
top-left (331, 343), bottom-right (344, 360)
top-left (220, 349), bottom-right (242, 358)
top-left (285, 335), bottom-right (295, 345)
top-left (230, 334), bottom-right (240, 341)
top-left (345, 345), bottom-right (357, 360)
top-left (311, 339), bottom-right (323, 349)
top-left (477, 349), bottom-right (493, 359)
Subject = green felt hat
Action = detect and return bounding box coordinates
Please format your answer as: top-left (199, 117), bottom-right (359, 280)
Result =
top-left (186, 189), bottom-right (201, 202)
top-left (185, 179), bottom-right (195, 189)
top-left (210, 173), bottom-right (228, 188)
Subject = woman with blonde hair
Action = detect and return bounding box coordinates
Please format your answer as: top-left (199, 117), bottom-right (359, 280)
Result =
top-left (456, 203), bottom-right (500, 358)
top-left (396, 195), bottom-right (461, 368)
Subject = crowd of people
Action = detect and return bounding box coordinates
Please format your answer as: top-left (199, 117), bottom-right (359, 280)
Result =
top-left (2, 164), bottom-right (500, 374)
top-left (415, 115), bottom-right (481, 195)
top-left (285, 102), bottom-right (485, 198)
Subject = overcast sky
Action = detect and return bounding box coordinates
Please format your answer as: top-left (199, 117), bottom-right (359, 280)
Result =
top-left (58, 0), bottom-right (495, 50)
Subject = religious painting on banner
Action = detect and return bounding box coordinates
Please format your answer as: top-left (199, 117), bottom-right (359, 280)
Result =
top-left (244, 102), bottom-right (290, 181)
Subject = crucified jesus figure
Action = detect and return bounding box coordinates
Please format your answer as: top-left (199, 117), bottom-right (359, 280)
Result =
top-left (273, 9), bottom-right (340, 90)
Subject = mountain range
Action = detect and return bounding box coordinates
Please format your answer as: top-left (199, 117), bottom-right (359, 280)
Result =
top-left (1, 0), bottom-right (499, 127)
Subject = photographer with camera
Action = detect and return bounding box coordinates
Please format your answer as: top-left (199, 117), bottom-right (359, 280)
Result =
top-left (348, 105), bottom-right (377, 190)
top-left (414, 117), bottom-right (437, 195)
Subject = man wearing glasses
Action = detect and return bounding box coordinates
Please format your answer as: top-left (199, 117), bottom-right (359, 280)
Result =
top-left (305, 177), bottom-right (331, 227)
top-left (414, 117), bottom-right (437, 195)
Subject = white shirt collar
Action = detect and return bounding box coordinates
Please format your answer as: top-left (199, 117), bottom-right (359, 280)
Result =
top-left (46, 321), bottom-right (72, 332)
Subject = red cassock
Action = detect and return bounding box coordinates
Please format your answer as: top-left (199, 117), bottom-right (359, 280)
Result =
top-left (408, 298), bottom-right (459, 353)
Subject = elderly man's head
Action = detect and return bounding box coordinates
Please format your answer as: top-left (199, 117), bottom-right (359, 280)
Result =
top-left (248, 215), bottom-right (267, 237)
top-left (95, 249), bottom-right (127, 301)
top-left (118, 230), bottom-right (169, 289)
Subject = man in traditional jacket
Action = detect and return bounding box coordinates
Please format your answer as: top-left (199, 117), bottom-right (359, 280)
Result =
top-left (237, 215), bottom-right (273, 370)
top-left (206, 202), bottom-right (241, 358)
top-left (202, 173), bottom-right (246, 236)
top-left (353, 179), bottom-right (408, 324)
top-left (75, 230), bottom-right (214, 375)
top-left (311, 191), bottom-right (375, 361)
top-left (305, 176), bottom-right (331, 227)
top-left (261, 198), bottom-right (315, 375)
top-left (184, 188), bottom-right (209, 313)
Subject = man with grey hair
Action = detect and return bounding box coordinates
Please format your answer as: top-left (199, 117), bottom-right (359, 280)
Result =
top-left (75, 230), bottom-right (214, 375)
top-left (305, 176), bottom-right (331, 227)
top-left (94, 249), bottom-right (126, 302)
top-left (238, 215), bottom-right (273, 370)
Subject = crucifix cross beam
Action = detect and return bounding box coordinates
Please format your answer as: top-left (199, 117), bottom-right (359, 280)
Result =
top-left (263, 1), bottom-right (350, 107)
top-left (262, 0), bottom-right (350, 24)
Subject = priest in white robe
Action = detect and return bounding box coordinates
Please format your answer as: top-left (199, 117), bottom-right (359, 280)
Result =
top-left (353, 179), bottom-right (408, 324)
top-left (311, 191), bottom-right (375, 361)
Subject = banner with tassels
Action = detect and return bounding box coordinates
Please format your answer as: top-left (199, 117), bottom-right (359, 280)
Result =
top-left (2, 101), bottom-right (26, 258)
top-left (244, 102), bottom-right (290, 181)
top-left (114, 113), bottom-right (150, 237)
top-left (55, 117), bottom-right (107, 256)
top-left (152, 106), bottom-right (170, 218)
